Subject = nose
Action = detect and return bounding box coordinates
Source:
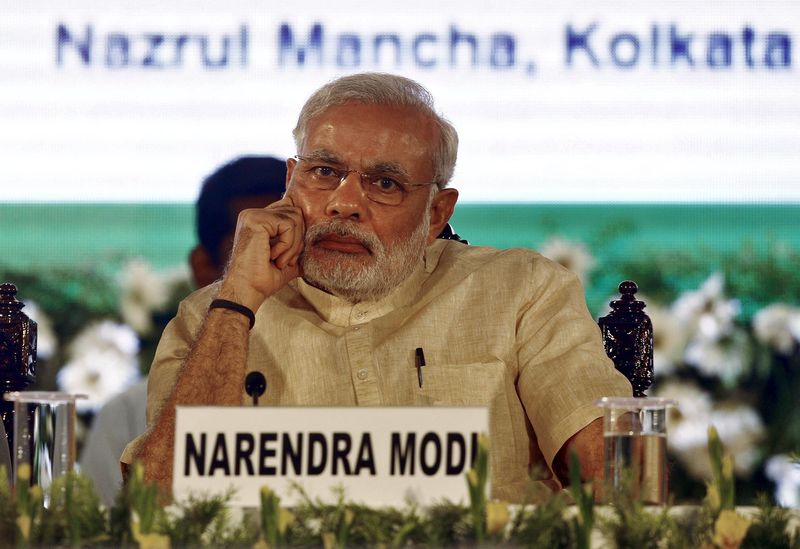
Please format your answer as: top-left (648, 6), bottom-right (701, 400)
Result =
top-left (324, 171), bottom-right (368, 221)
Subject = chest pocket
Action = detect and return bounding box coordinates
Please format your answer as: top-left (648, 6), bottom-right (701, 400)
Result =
top-left (414, 361), bottom-right (508, 407)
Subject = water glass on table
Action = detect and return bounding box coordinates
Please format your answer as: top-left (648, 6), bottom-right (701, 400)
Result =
top-left (596, 396), bottom-right (677, 505)
top-left (4, 391), bottom-right (86, 498)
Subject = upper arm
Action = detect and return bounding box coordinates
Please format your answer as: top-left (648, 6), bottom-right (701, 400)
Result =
top-left (515, 257), bottom-right (631, 472)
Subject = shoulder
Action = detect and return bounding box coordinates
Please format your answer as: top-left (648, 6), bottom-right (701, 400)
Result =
top-left (434, 240), bottom-right (575, 284)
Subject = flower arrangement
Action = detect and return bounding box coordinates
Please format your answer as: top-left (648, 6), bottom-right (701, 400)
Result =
top-left (0, 428), bottom-right (798, 548)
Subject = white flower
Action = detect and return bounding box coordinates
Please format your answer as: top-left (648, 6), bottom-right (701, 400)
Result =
top-left (683, 330), bottom-right (750, 385)
top-left (671, 273), bottom-right (740, 343)
top-left (708, 405), bottom-right (765, 476)
top-left (119, 258), bottom-right (172, 335)
top-left (652, 380), bottom-right (712, 423)
top-left (670, 274), bottom-right (749, 383)
top-left (667, 402), bottom-right (764, 480)
top-left (21, 300), bottom-right (57, 360)
top-left (790, 314), bottom-right (800, 342)
top-left (653, 381), bottom-right (764, 480)
top-left (765, 455), bottom-right (800, 508)
top-left (652, 380), bottom-right (714, 479)
top-left (305, 517), bottom-right (323, 535)
top-left (646, 303), bottom-right (690, 377)
top-left (537, 236), bottom-right (596, 285)
top-left (163, 263), bottom-right (191, 288)
top-left (68, 319), bottom-right (139, 358)
top-left (57, 320), bottom-right (140, 411)
top-left (752, 304), bottom-right (800, 355)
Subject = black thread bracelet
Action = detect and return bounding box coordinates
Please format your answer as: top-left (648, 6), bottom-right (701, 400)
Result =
top-left (209, 299), bottom-right (255, 330)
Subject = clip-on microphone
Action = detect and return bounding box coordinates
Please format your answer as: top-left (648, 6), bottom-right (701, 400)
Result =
top-left (244, 371), bottom-right (267, 406)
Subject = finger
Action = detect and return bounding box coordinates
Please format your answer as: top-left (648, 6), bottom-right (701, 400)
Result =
top-left (275, 221), bottom-right (305, 269)
top-left (264, 194), bottom-right (295, 211)
top-left (234, 204), bottom-right (303, 269)
top-left (270, 210), bottom-right (304, 268)
top-left (268, 216), bottom-right (296, 262)
top-left (283, 208), bottom-right (305, 266)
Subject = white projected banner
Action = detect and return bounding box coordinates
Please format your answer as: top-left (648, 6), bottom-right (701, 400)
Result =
top-left (0, 1), bottom-right (798, 203)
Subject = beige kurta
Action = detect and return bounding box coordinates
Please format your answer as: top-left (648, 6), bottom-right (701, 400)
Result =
top-left (122, 239), bottom-right (632, 502)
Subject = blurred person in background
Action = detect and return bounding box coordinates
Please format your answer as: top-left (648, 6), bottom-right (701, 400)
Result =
top-left (79, 155), bottom-right (286, 506)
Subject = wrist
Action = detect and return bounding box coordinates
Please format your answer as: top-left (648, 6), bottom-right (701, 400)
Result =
top-left (209, 299), bottom-right (255, 329)
top-left (216, 276), bottom-right (267, 312)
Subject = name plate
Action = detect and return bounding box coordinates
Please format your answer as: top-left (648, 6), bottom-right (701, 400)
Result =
top-left (173, 406), bottom-right (488, 507)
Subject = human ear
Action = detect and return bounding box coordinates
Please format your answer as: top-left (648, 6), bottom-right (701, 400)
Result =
top-left (426, 188), bottom-right (459, 245)
top-left (284, 157), bottom-right (297, 195)
top-left (189, 246), bottom-right (223, 288)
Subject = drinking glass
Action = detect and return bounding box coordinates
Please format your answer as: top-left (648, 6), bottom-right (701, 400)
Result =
top-left (596, 396), bottom-right (676, 505)
top-left (4, 391), bottom-right (86, 493)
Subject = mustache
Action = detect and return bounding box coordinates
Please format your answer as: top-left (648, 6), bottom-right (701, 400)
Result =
top-left (305, 220), bottom-right (382, 254)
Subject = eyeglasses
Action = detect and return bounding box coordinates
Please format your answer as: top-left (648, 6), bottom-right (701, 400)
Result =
top-left (292, 155), bottom-right (437, 206)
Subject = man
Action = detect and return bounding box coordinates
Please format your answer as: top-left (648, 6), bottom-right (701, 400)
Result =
top-left (188, 156), bottom-right (287, 289)
top-left (81, 156), bottom-right (285, 506)
top-left (122, 73), bottom-right (631, 502)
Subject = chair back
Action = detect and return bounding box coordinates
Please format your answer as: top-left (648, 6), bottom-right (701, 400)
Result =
top-left (598, 281), bottom-right (654, 397)
top-left (436, 223), bottom-right (469, 244)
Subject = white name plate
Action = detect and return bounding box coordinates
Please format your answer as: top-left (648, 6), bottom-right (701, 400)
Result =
top-left (173, 406), bottom-right (488, 507)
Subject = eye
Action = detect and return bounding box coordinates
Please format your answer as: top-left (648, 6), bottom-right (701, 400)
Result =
top-left (370, 176), bottom-right (403, 193)
top-left (312, 165), bottom-right (339, 178)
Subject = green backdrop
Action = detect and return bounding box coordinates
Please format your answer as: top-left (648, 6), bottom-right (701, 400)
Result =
top-left (2, 202), bottom-right (798, 314)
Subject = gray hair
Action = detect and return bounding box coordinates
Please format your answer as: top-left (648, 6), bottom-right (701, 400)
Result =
top-left (292, 72), bottom-right (458, 189)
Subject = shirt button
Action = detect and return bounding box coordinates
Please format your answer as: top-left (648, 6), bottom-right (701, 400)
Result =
top-left (357, 368), bottom-right (368, 380)
top-left (353, 326), bottom-right (361, 331)
top-left (355, 311), bottom-right (366, 320)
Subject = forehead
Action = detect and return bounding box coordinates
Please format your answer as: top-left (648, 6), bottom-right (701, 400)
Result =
top-left (301, 102), bottom-right (439, 175)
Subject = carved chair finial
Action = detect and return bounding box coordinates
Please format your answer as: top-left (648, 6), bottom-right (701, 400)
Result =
top-left (598, 280), bottom-right (654, 397)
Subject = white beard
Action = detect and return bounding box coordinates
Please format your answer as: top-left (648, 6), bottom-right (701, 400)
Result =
top-left (300, 214), bottom-right (430, 303)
